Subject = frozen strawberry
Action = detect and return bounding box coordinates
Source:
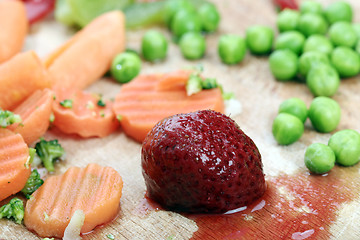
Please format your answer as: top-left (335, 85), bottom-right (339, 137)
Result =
top-left (141, 109), bottom-right (266, 213)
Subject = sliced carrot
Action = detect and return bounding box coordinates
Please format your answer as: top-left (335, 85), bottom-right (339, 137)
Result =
top-left (52, 90), bottom-right (119, 138)
top-left (113, 71), bottom-right (224, 142)
top-left (45, 11), bottom-right (126, 91)
top-left (0, 0), bottom-right (28, 63)
top-left (0, 51), bottom-right (52, 110)
top-left (7, 89), bottom-right (54, 145)
top-left (0, 128), bottom-right (31, 202)
top-left (24, 163), bottom-right (123, 238)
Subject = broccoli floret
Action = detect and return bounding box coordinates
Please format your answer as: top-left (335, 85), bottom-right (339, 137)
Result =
top-left (35, 138), bottom-right (65, 172)
top-left (21, 169), bottom-right (44, 199)
top-left (0, 198), bottom-right (24, 224)
top-left (0, 110), bottom-right (22, 128)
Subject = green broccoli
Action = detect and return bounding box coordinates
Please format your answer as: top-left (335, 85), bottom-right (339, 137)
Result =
top-left (0, 110), bottom-right (22, 128)
top-left (21, 169), bottom-right (44, 199)
top-left (0, 198), bottom-right (24, 224)
top-left (35, 138), bottom-right (65, 172)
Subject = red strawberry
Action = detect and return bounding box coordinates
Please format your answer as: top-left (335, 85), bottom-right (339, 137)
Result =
top-left (141, 109), bottom-right (266, 213)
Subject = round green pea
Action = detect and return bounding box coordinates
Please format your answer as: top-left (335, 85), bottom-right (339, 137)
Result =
top-left (306, 64), bottom-right (340, 97)
top-left (272, 113), bottom-right (304, 145)
top-left (308, 96), bottom-right (341, 133)
top-left (246, 25), bottom-right (274, 55)
top-left (171, 10), bottom-right (201, 38)
top-left (328, 21), bottom-right (357, 48)
top-left (278, 98), bottom-right (308, 123)
top-left (163, 0), bottom-right (195, 28)
top-left (297, 13), bottom-right (328, 37)
top-left (355, 40), bottom-right (360, 55)
top-left (110, 52), bottom-right (142, 83)
top-left (269, 49), bottom-right (298, 81)
top-left (298, 51), bottom-right (330, 77)
top-left (328, 129), bottom-right (360, 166)
top-left (324, 1), bottom-right (352, 25)
top-left (303, 35), bottom-right (334, 56)
top-left (305, 143), bottom-right (335, 174)
top-left (274, 30), bottom-right (305, 55)
top-left (179, 32), bottom-right (206, 60)
top-left (198, 2), bottom-right (220, 33)
top-left (300, 0), bottom-right (323, 15)
top-left (276, 9), bottom-right (300, 32)
top-left (218, 34), bottom-right (246, 65)
top-left (331, 46), bottom-right (360, 78)
top-left (352, 23), bottom-right (360, 39)
top-left (141, 30), bottom-right (168, 62)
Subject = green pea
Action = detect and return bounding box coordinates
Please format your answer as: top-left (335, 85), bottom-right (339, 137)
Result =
top-left (303, 34), bottom-right (334, 56)
top-left (179, 32), bottom-right (206, 60)
top-left (274, 30), bottom-right (305, 55)
top-left (245, 25), bottom-right (274, 55)
top-left (324, 1), bottom-right (352, 25)
top-left (299, 51), bottom-right (330, 77)
top-left (297, 13), bottom-right (328, 37)
top-left (110, 52), bottom-right (142, 83)
top-left (171, 10), bottom-right (201, 39)
top-left (198, 2), bottom-right (220, 33)
top-left (272, 113), bottom-right (304, 145)
top-left (305, 143), bottom-right (335, 174)
top-left (328, 21), bottom-right (357, 48)
top-left (306, 64), bottom-right (340, 97)
top-left (163, 0), bottom-right (195, 28)
top-left (308, 96), bottom-right (341, 133)
top-left (355, 40), bottom-right (360, 55)
top-left (331, 46), bottom-right (360, 78)
top-left (278, 98), bottom-right (308, 123)
top-left (141, 30), bottom-right (168, 62)
top-left (269, 49), bottom-right (298, 81)
top-left (276, 9), bottom-right (300, 32)
top-left (218, 34), bottom-right (246, 65)
top-left (352, 23), bottom-right (360, 39)
top-left (328, 129), bottom-right (360, 166)
top-left (300, 0), bottom-right (323, 15)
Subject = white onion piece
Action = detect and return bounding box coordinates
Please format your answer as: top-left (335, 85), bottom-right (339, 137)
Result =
top-left (63, 209), bottom-right (85, 240)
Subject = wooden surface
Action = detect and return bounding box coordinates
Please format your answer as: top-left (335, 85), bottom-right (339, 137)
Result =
top-left (1, 0), bottom-right (360, 239)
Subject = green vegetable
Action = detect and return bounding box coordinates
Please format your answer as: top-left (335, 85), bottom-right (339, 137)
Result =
top-left (269, 49), bottom-right (298, 81)
top-left (110, 52), bottom-right (141, 83)
top-left (0, 198), bottom-right (24, 224)
top-left (246, 25), bottom-right (274, 55)
top-left (35, 138), bottom-right (65, 173)
top-left (298, 51), bottom-right (330, 77)
top-left (330, 46), bottom-right (360, 78)
top-left (97, 98), bottom-right (106, 107)
top-left (0, 110), bottom-right (21, 128)
top-left (328, 129), bottom-right (360, 166)
top-left (170, 10), bottom-right (202, 39)
top-left (305, 143), bottom-right (335, 174)
top-left (278, 98), bottom-right (308, 123)
top-left (274, 30), bottom-right (305, 55)
top-left (299, 0), bottom-right (323, 15)
top-left (276, 9), bottom-right (299, 32)
top-left (107, 234), bottom-right (115, 240)
top-left (198, 2), bottom-right (220, 32)
top-left (186, 72), bottom-right (203, 96)
top-left (356, 40), bottom-right (360, 55)
top-left (179, 32), bottom-right (206, 60)
top-left (306, 64), bottom-right (340, 97)
top-left (308, 96), bottom-right (341, 133)
top-left (202, 78), bottom-right (218, 89)
top-left (21, 169), bottom-right (44, 199)
top-left (218, 34), bottom-right (246, 65)
top-left (324, 1), bottom-right (352, 25)
top-left (328, 21), bottom-right (357, 48)
top-left (297, 13), bottom-right (328, 37)
top-left (352, 23), bottom-right (360, 39)
top-left (163, 0), bottom-right (195, 28)
top-left (272, 113), bottom-right (304, 145)
top-left (303, 34), bottom-right (334, 56)
top-left (141, 30), bottom-right (168, 62)
top-left (59, 99), bottom-right (73, 108)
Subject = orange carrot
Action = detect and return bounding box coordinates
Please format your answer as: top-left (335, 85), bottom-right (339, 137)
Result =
top-left (0, 51), bottom-right (52, 110)
top-left (24, 163), bottom-right (123, 238)
top-left (0, 0), bottom-right (28, 63)
top-left (52, 90), bottom-right (119, 138)
top-left (0, 128), bottom-right (31, 202)
top-left (8, 89), bottom-right (54, 145)
top-left (113, 71), bottom-right (224, 142)
top-left (45, 11), bottom-right (126, 91)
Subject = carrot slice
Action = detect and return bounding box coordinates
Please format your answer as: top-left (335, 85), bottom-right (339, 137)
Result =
top-left (24, 163), bottom-right (123, 238)
top-left (0, 129), bottom-right (31, 202)
top-left (45, 11), bottom-right (126, 91)
top-left (0, 0), bottom-right (28, 63)
top-left (0, 51), bottom-right (52, 110)
top-left (113, 70), bottom-right (224, 142)
top-left (52, 90), bottom-right (119, 138)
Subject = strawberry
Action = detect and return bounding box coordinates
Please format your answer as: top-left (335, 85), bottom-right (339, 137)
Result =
top-left (141, 109), bottom-right (266, 213)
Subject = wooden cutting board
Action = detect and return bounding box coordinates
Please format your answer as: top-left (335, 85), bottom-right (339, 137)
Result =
top-left (1, 0), bottom-right (360, 239)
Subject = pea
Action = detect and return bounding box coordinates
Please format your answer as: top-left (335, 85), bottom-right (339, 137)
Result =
top-left (355, 40), bottom-right (360, 55)
top-left (352, 23), bottom-right (360, 39)
top-left (269, 49), bottom-right (298, 81)
top-left (198, 2), bottom-right (220, 33)
top-left (300, 0), bottom-right (323, 15)
top-left (278, 98), bottom-right (308, 123)
top-left (297, 13), bottom-right (328, 37)
top-left (274, 30), bottom-right (305, 55)
top-left (218, 34), bottom-right (246, 65)
top-left (303, 34), bottom-right (334, 56)
top-left (110, 52), bottom-right (142, 83)
top-left (328, 21), bottom-right (357, 48)
top-left (272, 113), bottom-right (304, 145)
top-left (179, 32), bottom-right (206, 60)
top-left (324, 1), bottom-right (352, 25)
top-left (171, 10), bottom-right (201, 39)
top-left (308, 96), bottom-right (341, 133)
top-left (141, 30), bottom-right (168, 62)
top-left (298, 51), bottom-right (330, 77)
top-left (328, 129), bottom-right (360, 166)
top-left (163, 0), bottom-right (195, 28)
top-left (246, 25), bottom-right (274, 55)
top-left (276, 9), bottom-right (300, 32)
top-left (331, 46), bottom-right (360, 78)
top-left (304, 143), bottom-right (335, 174)
top-left (306, 64), bottom-right (340, 97)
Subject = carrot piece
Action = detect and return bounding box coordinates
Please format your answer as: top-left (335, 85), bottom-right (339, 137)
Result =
top-left (113, 71), bottom-right (224, 142)
top-left (24, 163), bottom-right (123, 238)
top-left (45, 11), bottom-right (126, 91)
top-left (0, 0), bottom-right (28, 63)
top-left (0, 129), bottom-right (31, 202)
top-left (7, 89), bottom-right (54, 145)
top-left (52, 90), bottom-right (119, 138)
top-left (0, 51), bottom-right (52, 110)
